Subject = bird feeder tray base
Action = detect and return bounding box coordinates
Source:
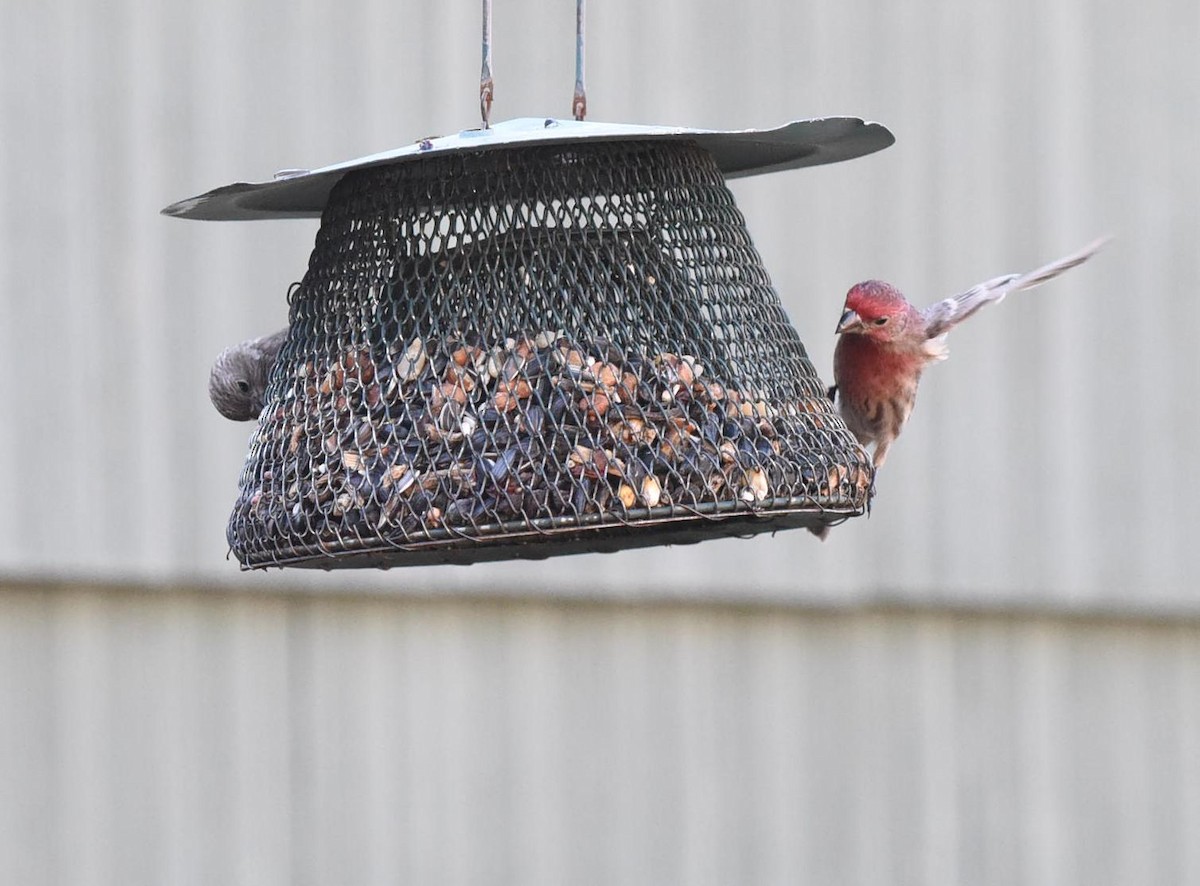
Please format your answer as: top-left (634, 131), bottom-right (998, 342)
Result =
top-left (252, 505), bottom-right (855, 570)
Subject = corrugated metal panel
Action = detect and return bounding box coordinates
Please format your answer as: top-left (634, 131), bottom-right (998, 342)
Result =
top-left (1, 583), bottom-right (1198, 886)
top-left (1, 0), bottom-right (1198, 603)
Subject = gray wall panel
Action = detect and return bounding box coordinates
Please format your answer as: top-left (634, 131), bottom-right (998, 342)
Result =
top-left (2, 585), bottom-right (1199, 885)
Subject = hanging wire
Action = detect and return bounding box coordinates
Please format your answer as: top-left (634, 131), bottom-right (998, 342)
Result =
top-left (572, 0), bottom-right (587, 121)
top-left (480, 0), bottom-right (494, 128)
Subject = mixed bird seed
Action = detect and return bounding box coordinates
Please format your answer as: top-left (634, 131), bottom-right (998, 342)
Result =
top-left (231, 331), bottom-right (872, 551)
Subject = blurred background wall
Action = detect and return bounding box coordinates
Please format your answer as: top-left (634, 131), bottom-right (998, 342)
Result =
top-left (1, 0), bottom-right (1198, 883)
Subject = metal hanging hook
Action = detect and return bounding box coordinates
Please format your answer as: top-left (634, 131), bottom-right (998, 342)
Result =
top-left (480, 0), bottom-right (494, 128)
top-left (572, 0), bottom-right (587, 121)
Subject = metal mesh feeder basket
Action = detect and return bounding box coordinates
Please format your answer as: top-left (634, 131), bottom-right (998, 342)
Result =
top-left (167, 118), bottom-right (894, 568)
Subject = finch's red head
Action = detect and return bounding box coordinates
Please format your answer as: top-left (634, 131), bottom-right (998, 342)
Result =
top-left (836, 280), bottom-right (916, 343)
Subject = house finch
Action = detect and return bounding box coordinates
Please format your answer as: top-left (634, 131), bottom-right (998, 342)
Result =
top-left (208, 328), bottom-right (288, 421)
top-left (829, 237), bottom-right (1108, 470)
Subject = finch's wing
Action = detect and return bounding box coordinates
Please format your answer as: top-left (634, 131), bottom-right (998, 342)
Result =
top-left (920, 273), bottom-right (1019, 341)
top-left (920, 237), bottom-right (1109, 340)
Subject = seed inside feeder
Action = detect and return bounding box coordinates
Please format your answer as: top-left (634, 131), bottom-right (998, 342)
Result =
top-left (219, 138), bottom-right (875, 567)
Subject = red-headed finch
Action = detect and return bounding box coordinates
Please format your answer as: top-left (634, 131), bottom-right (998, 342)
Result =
top-left (829, 238), bottom-right (1108, 470)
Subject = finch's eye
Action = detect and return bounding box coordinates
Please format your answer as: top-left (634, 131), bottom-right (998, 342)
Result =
top-left (873, 317), bottom-right (889, 326)
top-left (236, 380), bottom-right (251, 394)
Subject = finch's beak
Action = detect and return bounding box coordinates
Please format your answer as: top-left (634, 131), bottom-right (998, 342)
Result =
top-left (836, 309), bottom-right (864, 334)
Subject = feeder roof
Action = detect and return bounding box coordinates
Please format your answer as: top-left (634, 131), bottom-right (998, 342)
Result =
top-left (162, 116), bottom-right (893, 221)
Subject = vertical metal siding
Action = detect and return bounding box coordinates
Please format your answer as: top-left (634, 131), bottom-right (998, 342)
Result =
top-left (2, 585), bottom-right (1199, 886)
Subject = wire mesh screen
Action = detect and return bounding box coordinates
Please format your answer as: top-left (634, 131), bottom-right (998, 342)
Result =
top-left (229, 139), bottom-right (873, 568)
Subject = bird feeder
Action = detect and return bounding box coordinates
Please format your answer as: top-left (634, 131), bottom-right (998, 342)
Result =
top-left (165, 11), bottom-right (893, 569)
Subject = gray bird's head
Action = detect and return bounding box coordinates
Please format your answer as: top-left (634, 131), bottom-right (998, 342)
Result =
top-left (208, 328), bottom-right (289, 421)
top-left (208, 345), bottom-right (269, 421)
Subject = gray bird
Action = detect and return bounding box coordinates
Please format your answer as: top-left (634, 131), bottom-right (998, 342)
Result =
top-left (208, 328), bottom-right (288, 421)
